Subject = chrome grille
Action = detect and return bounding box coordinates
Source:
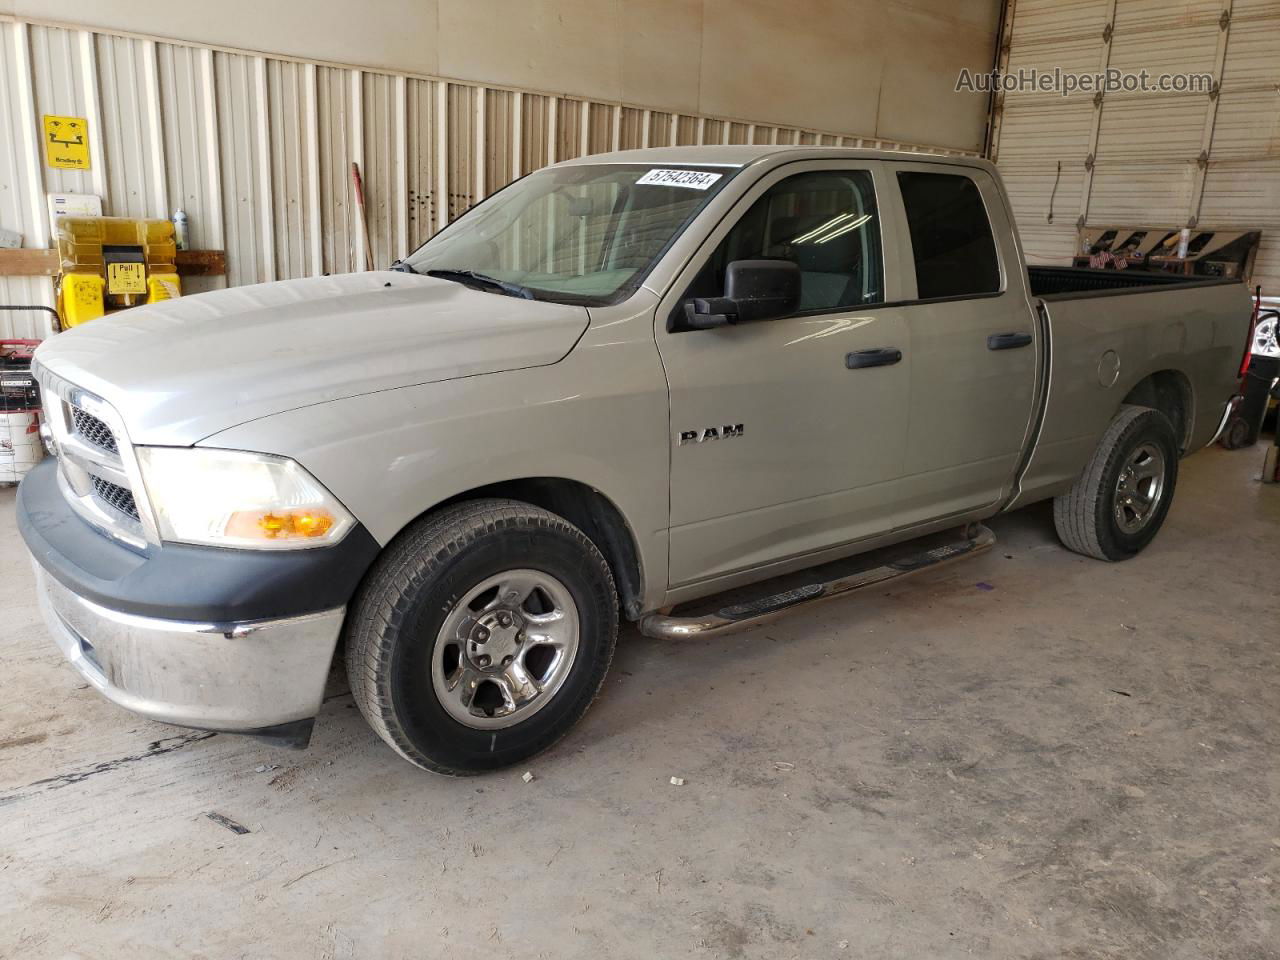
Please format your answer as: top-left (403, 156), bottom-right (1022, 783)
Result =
top-left (89, 473), bottom-right (140, 521)
top-left (35, 363), bottom-right (155, 548)
top-left (71, 406), bottom-right (119, 454)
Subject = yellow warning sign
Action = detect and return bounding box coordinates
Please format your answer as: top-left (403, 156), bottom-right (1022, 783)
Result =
top-left (107, 262), bottom-right (146, 295)
top-left (43, 115), bottom-right (91, 170)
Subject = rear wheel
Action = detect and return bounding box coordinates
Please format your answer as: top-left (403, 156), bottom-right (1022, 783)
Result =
top-left (346, 499), bottom-right (617, 774)
top-left (1218, 415), bottom-right (1252, 450)
top-left (1053, 405), bottom-right (1179, 561)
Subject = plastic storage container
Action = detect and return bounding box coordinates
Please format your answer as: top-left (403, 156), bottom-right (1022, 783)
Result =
top-left (0, 339), bottom-right (43, 483)
top-left (55, 216), bottom-right (181, 327)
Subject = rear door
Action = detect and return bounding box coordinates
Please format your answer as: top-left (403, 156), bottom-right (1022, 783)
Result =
top-left (884, 162), bottom-right (1040, 525)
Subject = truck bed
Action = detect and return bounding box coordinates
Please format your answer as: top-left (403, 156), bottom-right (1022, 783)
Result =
top-left (1012, 271), bottom-right (1251, 511)
top-left (1027, 265), bottom-right (1237, 299)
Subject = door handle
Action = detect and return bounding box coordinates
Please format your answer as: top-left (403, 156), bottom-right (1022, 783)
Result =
top-left (845, 348), bottom-right (903, 369)
top-left (987, 332), bottom-right (1033, 350)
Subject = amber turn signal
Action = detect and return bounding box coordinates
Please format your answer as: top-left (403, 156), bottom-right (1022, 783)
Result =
top-left (223, 508), bottom-right (337, 542)
top-left (258, 510), bottom-right (335, 539)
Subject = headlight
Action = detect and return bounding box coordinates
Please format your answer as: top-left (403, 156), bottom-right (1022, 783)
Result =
top-left (136, 447), bottom-right (355, 549)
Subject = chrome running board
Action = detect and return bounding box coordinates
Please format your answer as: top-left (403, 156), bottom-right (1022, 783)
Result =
top-left (639, 523), bottom-right (996, 640)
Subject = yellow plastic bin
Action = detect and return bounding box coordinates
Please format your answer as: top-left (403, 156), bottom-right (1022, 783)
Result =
top-left (55, 217), bottom-right (181, 328)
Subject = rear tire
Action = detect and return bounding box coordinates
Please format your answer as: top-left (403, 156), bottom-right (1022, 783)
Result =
top-left (346, 499), bottom-right (618, 775)
top-left (1053, 405), bottom-right (1179, 561)
top-left (1218, 416), bottom-right (1251, 450)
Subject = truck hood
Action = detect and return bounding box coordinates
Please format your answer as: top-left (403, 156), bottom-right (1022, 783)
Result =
top-left (35, 271), bottom-right (589, 446)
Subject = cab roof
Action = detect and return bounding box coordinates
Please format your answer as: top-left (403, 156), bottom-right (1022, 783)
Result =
top-left (556, 143), bottom-right (992, 175)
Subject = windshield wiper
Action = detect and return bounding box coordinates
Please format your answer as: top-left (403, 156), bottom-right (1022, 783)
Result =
top-left (424, 268), bottom-right (535, 299)
top-left (390, 259), bottom-right (419, 274)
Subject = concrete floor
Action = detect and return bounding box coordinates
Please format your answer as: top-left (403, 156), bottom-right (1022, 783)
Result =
top-left (1, 443), bottom-right (1276, 960)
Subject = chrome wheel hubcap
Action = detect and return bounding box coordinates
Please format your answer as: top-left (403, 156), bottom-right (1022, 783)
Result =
top-left (1114, 442), bottom-right (1166, 535)
top-left (431, 569), bottom-right (579, 729)
top-left (1253, 315), bottom-right (1278, 357)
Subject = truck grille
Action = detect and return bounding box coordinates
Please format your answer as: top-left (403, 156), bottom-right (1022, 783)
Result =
top-left (71, 406), bottom-right (119, 454)
top-left (35, 363), bottom-right (153, 547)
top-left (89, 472), bottom-right (140, 521)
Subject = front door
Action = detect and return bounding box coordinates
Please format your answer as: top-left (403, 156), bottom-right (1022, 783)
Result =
top-left (657, 161), bottom-right (915, 588)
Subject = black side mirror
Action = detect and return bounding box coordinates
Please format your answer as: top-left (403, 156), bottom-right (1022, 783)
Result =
top-left (684, 259), bottom-right (801, 329)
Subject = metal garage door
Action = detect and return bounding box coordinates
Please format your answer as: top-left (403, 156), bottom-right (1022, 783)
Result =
top-left (992, 0), bottom-right (1280, 294)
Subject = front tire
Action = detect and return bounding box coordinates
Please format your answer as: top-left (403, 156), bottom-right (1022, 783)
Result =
top-left (1053, 405), bottom-right (1179, 561)
top-left (346, 499), bottom-right (617, 775)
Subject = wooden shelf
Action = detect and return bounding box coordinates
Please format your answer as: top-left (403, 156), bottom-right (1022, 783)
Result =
top-left (0, 249), bottom-right (59, 277)
top-left (171, 250), bottom-right (228, 277)
top-left (0, 248), bottom-right (226, 278)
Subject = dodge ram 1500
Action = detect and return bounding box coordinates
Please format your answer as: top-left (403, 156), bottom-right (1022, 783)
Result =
top-left (20, 146), bottom-right (1253, 773)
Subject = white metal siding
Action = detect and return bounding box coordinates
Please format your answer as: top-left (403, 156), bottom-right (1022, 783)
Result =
top-left (267, 59), bottom-right (315, 284)
top-left (1, 20), bottom-right (58, 335)
top-left (993, 0), bottom-right (1280, 292)
top-left (158, 43), bottom-right (222, 290)
top-left (0, 14), bottom-right (977, 339)
top-left (214, 51), bottom-right (271, 287)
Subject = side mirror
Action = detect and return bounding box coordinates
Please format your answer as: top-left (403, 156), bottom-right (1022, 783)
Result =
top-left (684, 259), bottom-right (801, 329)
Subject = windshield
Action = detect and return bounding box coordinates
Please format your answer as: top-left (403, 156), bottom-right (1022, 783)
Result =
top-left (401, 164), bottom-right (735, 305)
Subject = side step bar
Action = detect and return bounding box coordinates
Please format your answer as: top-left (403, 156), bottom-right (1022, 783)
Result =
top-left (639, 523), bottom-right (996, 640)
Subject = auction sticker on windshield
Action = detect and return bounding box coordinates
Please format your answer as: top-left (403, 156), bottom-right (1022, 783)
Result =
top-left (636, 169), bottom-right (722, 189)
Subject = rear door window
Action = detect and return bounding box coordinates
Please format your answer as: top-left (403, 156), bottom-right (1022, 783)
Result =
top-left (896, 171), bottom-right (1000, 300)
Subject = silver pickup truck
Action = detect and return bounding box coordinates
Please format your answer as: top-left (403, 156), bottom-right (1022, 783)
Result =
top-left (19, 146), bottom-right (1252, 774)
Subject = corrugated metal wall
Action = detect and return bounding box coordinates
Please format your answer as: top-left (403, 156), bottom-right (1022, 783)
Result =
top-left (992, 0), bottom-right (1280, 293)
top-left (0, 15), bottom-right (976, 340)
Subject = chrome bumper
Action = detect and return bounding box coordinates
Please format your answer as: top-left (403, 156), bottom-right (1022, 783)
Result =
top-left (33, 561), bottom-right (345, 734)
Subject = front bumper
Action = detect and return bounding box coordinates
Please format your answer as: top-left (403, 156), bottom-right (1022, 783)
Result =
top-left (33, 560), bottom-right (345, 738)
top-left (18, 457), bottom-right (380, 743)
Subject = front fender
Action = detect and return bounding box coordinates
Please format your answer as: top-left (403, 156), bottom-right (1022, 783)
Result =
top-left (202, 336), bottom-right (672, 611)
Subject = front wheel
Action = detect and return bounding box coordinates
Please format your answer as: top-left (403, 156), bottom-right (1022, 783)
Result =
top-left (1053, 405), bottom-right (1180, 561)
top-left (346, 499), bottom-right (618, 774)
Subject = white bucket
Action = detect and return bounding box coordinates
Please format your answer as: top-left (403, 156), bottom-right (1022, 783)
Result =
top-left (0, 409), bottom-right (43, 483)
